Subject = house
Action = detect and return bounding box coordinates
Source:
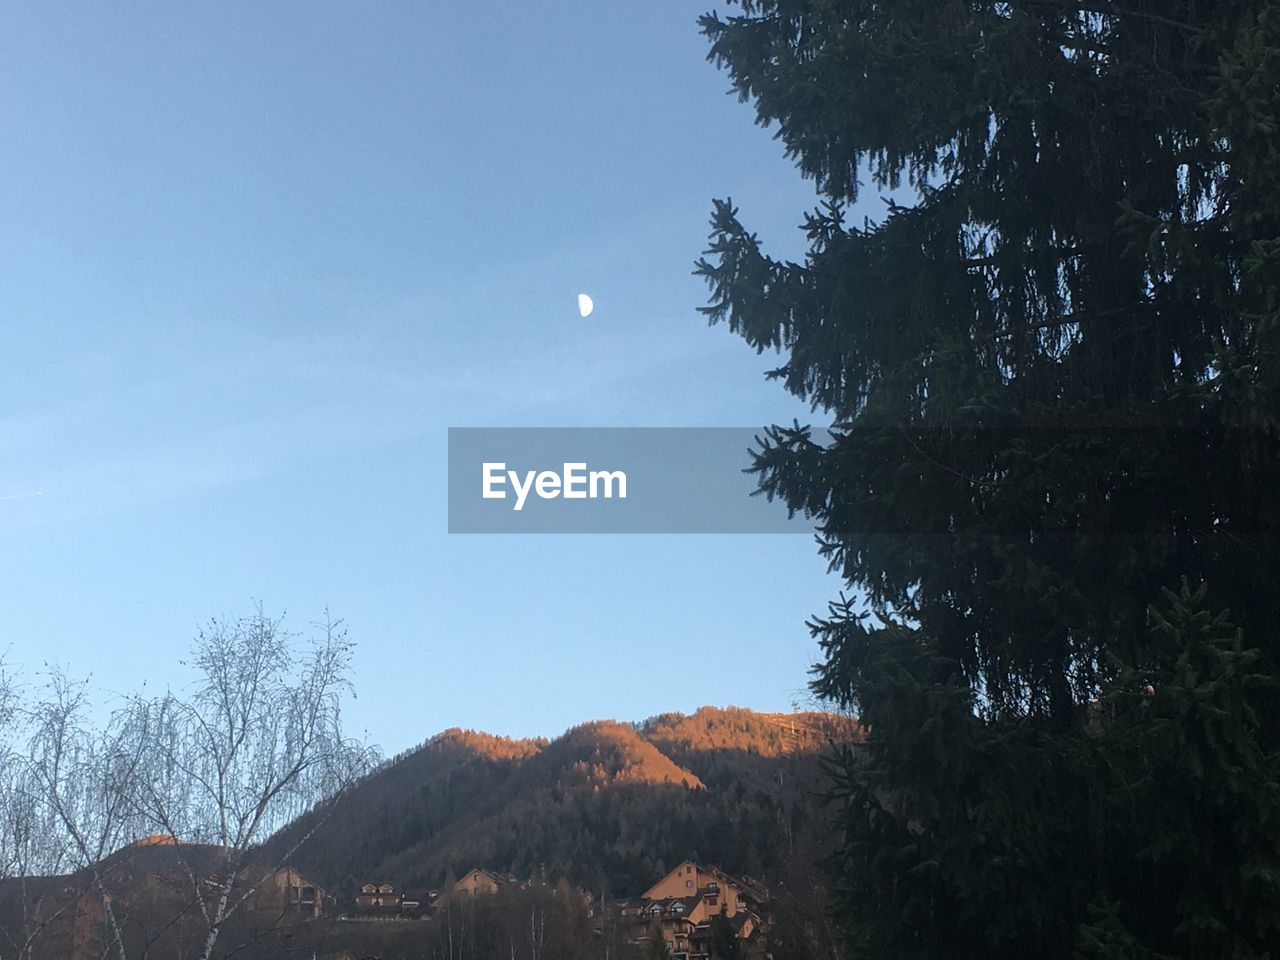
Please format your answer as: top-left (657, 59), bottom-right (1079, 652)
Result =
top-left (249, 865), bottom-right (326, 918)
top-left (354, 882), bottom-right (440, 917)
top-left (612, 861), bottom-right (766, 959)
top-left (399, 888), bottom-right (438, 917)
top-left (355, 882), bottom-right (401, 912)
top-left (633, 897), bottom-right (706, 956)
top-left (453, 868), bottom-right (517, 897)
top-left (642, 861), bottom-right (761, 918)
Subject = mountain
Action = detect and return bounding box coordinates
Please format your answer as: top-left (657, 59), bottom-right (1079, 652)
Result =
top-left (267, 706), bottom-right (861, 904)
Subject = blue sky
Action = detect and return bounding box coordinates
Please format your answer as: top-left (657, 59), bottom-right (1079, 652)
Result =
top-left (0, 2), bottom-right (871, 755)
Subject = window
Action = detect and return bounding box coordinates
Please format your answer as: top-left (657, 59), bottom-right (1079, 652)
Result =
top-left (707, 896), bottom-right (718, 907)
top-left (685, 880), bottom-right (693, 888)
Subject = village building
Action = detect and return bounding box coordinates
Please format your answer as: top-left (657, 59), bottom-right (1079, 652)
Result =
top-left (453, 868), bottom-right (518, 897)
top-left (355, 882), bottom-right (401, 912)
top-left (353, 881), bottom-right (438, 917)
top-left (398, 888), bottom-right (437, 916)
top-left (611, 860), bottom-right (766, 959)
top-left (248, 865), bottom-right (327, 918)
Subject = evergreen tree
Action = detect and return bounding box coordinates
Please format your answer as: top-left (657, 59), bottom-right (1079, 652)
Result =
top-left (707, 909), bottom-right (742, 960)
top-left (647, 923), bottom-right (672, 960)
top-left (696, 2), bottom-right (1280, 956)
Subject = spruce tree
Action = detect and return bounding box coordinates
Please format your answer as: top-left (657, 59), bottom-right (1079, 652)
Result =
top-left (708, 909), bottom-right (742, 960)
top-left (696, 2), bottom-right (1280, 956)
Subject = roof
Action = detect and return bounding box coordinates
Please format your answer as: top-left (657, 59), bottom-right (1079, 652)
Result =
top-left (696, 863), bottom-right (768, 902)
top-left (642, 860), bottom-right (767, 903)
top-left (463, 868), bottom-right (520, 886)
top-left (655, 896), bottom-right (703, 919)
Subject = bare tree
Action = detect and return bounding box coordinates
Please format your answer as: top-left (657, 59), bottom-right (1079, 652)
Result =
top-left (0, 658), bottom-right (41, 960)
top-left (0, 660), bottom-right (93, 960)
top-left (19, 668), bottom-right (153, 960)
top-left (0, 772), bottom-right (73, 960)
top-left (0, 656), bottom-right (25, 878)
top-left (127, 606), bottom-right (374, 960)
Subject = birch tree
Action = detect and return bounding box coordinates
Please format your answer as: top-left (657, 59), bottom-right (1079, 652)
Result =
top-left (0, 659), bottom-right (42, 960)
top-left (21, 669), bottom-right (151, 960)
top-left (127, 606), bottom-right (373, 960)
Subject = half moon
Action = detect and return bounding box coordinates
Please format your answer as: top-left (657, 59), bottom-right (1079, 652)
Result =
top-left (577, 293), bottom-right (594, 318)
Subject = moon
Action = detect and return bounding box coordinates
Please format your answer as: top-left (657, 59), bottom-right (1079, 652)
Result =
top-left (577, 293), bottom-right (594, 318)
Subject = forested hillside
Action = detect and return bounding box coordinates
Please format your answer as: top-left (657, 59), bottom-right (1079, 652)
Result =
top-left (269, 706), bottom-right (859, 905)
